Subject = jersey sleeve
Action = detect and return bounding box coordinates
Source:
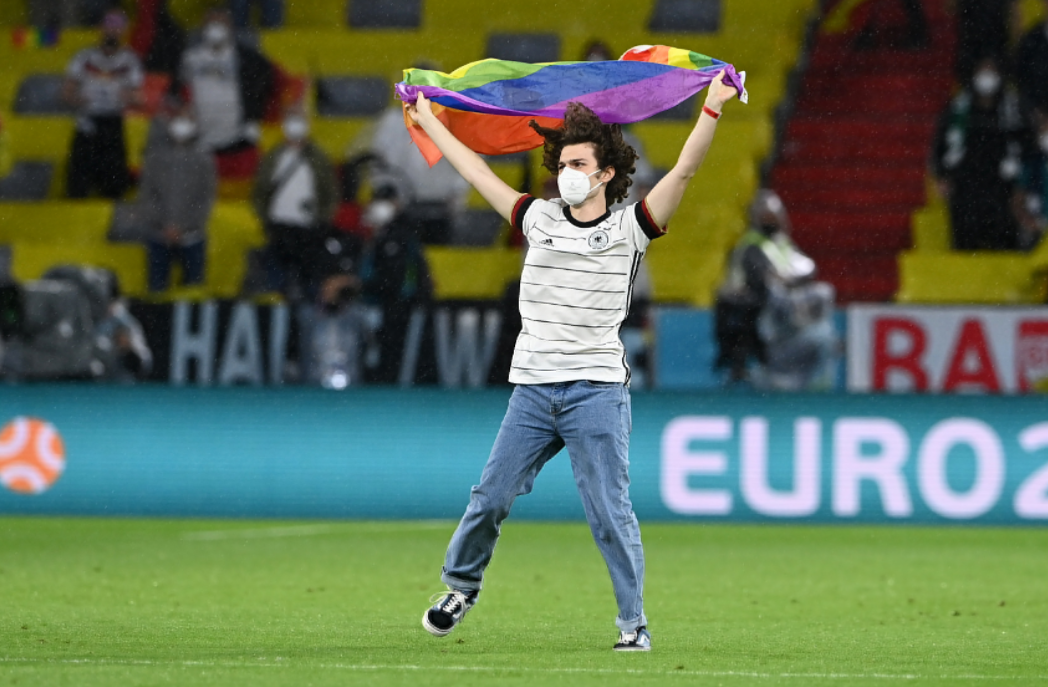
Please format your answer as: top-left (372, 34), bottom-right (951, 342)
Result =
top-left (125, 51), bottom-right (145, 89)
top-left (65, 50), bottom-right (86, 79)
top-left (511, 194), bottom-right (538, 237)
top-left (622, 199), bottom-right (667, 250)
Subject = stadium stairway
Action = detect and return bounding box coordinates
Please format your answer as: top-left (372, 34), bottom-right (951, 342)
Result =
top-left (769, 0), bottom-right (956, 303)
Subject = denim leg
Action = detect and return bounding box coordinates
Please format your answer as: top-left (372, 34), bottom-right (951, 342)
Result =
top-left (147, 240), bottom-right (172, 292)
top-left (442, 384), bottom-right (563, 593)
top-left (180, 240), bottom-right (206, 285)
top-left (559, 381), bottom-right (647, 632)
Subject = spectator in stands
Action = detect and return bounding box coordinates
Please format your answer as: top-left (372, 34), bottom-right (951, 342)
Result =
top-left (62, 9), bottom-right (143, 199)
top-left (932, 55), bottom-right (1029, 250)
top-left (360, 185), bottom-right (433, 384)
top-left (370, 94), bottom-right (470, 244)
top-left (177, 8), bottom-right (275, 157)
top-left (1016, 0), bottom-right (1048, 127)
top-left (93, 272), bottom-right (153, 382)
top-left (715, 190), bottom-right (836, 390)
top-left (296, 227), bottom-right (370, 389)
top-left (230, 0), bottom-right (284, 28)
top-left (1019, 118), bottom-right (1048, 249)
top-left (139, 113), bottom-right (217, 291)
top-left (252, 111), bottom-right (338, 299)
top-left (955, 0), bottom-right (1016, 83)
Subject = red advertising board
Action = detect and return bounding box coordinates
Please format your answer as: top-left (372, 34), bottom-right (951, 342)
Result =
top-left (847, 306), bottom-right (1048, 394)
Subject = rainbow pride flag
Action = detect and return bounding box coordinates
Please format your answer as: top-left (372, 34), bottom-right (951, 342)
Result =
top-left (396, 45), bottom-right (748, 166)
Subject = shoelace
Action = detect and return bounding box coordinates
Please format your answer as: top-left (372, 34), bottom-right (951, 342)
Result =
top-left (619, 630), bottom-right (638, 644)
top-left (430, 590), bottom-right (469, 615)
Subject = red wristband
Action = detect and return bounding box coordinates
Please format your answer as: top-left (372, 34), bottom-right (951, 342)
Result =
top-left (702, 105), bottom-right (722, 120)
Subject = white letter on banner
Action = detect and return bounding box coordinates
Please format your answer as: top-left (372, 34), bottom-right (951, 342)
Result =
top-left (170, 301), bottom-right (217, 385)
top-left (740, 417), bottom-right (821, 517)
top-left (1015, 423), bottom-right (1048, 518)
top-left (660, 416), bottom-right (733, 515)
top-left (917, 419), bottom-right (1004, 519)
top-left (832, 418), bottom-right (913, 517)
top-left (218, 303), bottom-right (263, 386)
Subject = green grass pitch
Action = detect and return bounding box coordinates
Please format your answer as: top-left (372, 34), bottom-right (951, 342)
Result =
top-left (1, 517), bottom-right (1046, 686)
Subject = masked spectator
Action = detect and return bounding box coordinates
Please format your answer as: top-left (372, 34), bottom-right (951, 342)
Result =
top-left (932, 56), bottom-right (1030, 250)
top-left (252, 111), bottom-right (338, 299)
top-left (62, 9), bottom-right (143, 199)
top-left (370, 97), bottom-right (470, 244)
top-left (139, 114), bottom-right (217, 291)
top-left (177, 8), bottom-right (275, 156)
top-left (295, 229), bottom-right (371, 389)
top-left (715, 190), bottom-right (836, 389)
top-left (360, 186), bottom-right (433, 384)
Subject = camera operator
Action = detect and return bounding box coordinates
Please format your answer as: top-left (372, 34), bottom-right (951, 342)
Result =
top-left (0, 267), bottom-right (151, 382)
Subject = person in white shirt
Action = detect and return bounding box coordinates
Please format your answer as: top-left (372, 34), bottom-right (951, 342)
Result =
top-left (178, 8), bottom-right (275, 155)
top-left (62, 10), bottom-right (143, 198)
top-left (251, 113), bottom-right (337, 298)
top-left (409, 72), bottom-right (739, 651)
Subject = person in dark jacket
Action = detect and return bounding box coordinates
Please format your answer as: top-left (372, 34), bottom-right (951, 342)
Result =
top-left (360, 185), bottom-right (433, 384)
top-left (932, 55), bottom-right (1031, 250)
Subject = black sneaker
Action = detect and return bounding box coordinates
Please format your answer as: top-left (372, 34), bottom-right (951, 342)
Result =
top-left (422, 588), bottom-right (477, 637)
top-left (613, 626), bottom-right (651, 651)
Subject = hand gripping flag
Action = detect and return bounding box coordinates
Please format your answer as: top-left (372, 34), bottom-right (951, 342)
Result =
top-left (395, 45), bottom-right (748, 166)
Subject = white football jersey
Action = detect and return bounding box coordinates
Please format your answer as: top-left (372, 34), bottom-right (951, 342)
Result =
top-left (509, 195), bottom-right (665, 386)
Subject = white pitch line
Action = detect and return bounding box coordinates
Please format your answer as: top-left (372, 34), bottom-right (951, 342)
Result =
top-left (0, 657), bottom-right (1044, 681)
top-left (180, 520), bottom-right (454, 541)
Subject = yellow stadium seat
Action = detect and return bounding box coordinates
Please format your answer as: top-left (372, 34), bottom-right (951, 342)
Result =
top-left (11, 241), bottom-right (147, 295)
top-left (4, 115), bottom-right (73, 161)
top-left (897, 251), bottom-right (1048, 304)
top-left (911, 201), bottom-right (950, 253)
top-left (0, 201), bottom-right (112, 243)
top-left (425, 247), bottom-right (522, 301)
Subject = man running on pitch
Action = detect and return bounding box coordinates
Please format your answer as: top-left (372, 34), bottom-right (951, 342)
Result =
top-left (408, 70), bottom-right (738, 651)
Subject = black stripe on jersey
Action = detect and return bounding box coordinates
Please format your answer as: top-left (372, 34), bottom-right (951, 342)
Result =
top-left (522, 317), bottom-right (618, 329)
top-left (519, 349), bottom-right (620, 356)
top-left (521, 299), bottom-right (624, 312)
top-left (520, 333), bottom-right (620, 345)
top-left (520, 280), bottom-right (622, 295)
top-left (512, 195), bottom-right (536, 234)
top-left (636, 199), bottom-right (667, 240)
top-left (511, 365), bottom-right (625, 372)
top-left (526, 264), bottom-right (629, 277)
top-left (520, 298), bottom-right (623, 312)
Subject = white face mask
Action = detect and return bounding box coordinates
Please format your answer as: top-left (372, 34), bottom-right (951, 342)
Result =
top-left (558, 167), bottom-right (604, 206)
top-left (973, 70), bottom-right (1001, 97)
top-left (168, 117), bottom-right (196, 143)
top-left (365, 200), bottom-right (397, 228)
top-left (203, 22), bottom-right (230, 47)
top-left (282, 117), bottom-right (309, 142)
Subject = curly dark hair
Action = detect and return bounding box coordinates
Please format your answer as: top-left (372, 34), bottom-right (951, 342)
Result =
top-left (529, 102), bottom-right (638, 206)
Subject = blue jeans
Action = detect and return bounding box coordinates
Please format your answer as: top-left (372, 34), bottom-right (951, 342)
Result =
top-left (442, 381), bottom-right (647, 632)
top-left (147, 240), bottom-right (205, 292)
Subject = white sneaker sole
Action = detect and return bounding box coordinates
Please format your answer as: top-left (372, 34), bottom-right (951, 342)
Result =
top-left (421, 611), bottom-right (453, 637)
top-left (613, 644), bottom-right (651, 652)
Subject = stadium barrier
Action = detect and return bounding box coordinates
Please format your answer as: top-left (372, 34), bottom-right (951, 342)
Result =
top-left (2, 386), bottom-right (1046, 525)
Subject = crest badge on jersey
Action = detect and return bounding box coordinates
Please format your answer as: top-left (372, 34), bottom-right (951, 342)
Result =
top-left (588, 229), bottom-right (610, 251)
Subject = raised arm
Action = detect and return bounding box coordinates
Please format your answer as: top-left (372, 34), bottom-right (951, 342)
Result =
top-left (644, 70), bottom-right (739, 228)
top-left (406, 94), bottom-right (523, 221)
